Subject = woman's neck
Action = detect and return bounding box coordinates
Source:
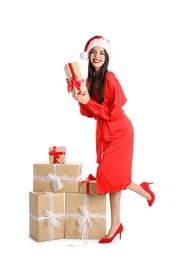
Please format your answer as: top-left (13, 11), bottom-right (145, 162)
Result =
top-left (94, 68), bottom-right (101, 77)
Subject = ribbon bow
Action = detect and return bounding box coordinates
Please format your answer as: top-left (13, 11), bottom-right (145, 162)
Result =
top-left (46, 173), bottom-right (63, 191)
top-left (43, 210), bottom-right (60, 228)
top-left (77, 205), bottom-right (100, 240)
top-left (67, 74), bottom-right (84, 94)
top-left (80, 174), bottom-right (96, 184)
top-left (48, 146), bottom-right (65, 163)
top-left (77, 206), bottom-right (91, 238)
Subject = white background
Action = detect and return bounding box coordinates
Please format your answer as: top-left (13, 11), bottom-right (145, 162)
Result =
top-left (0, 0), bottom-right (183, 259)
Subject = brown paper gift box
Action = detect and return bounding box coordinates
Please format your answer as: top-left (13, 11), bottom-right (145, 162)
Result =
top-left (48, 146), bottom-right (66, 164)
top-left (79, 180), bottom-right (97, 195)
top-left (64, 62), bottom-right (87, 95)
top-left (65, 193), bottom-right (106, 239)
top-left (29, 192), bottom-right (65, 242)
top-left (79, 174), bottom-right (98, 195)
top-left (33, 162), bottom-right (82, 193)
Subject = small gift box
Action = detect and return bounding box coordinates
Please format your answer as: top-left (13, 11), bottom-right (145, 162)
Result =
top-left (29, 191), bottom-right (65, 242)
top-left (79, 174), bottom-right (98, 195)
top-left (64, 61), bottom-right (87, 95)
top-left (48, 146), bottom-right (66, 164)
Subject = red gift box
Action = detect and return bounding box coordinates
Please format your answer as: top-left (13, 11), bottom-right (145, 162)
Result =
top-left (79, 174), bottom-right (98, 195)
top-left (64, 62), bottom-right (87, 95)
top-left (48, 146), bottom-right (66, 164)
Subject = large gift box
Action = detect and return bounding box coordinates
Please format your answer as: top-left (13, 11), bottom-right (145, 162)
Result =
top-left (65, 193), bottom-right (106, 239)
top-left (33, 162), bottom-right (82, 193)
top-left (79, 174), bottom-right (98, 195)
top-left (29, 192), bottom-right (65, 242)
top-left (64, 61), bottom-right (87, 95)
top-left (48, 146), bottom-right (66, 164)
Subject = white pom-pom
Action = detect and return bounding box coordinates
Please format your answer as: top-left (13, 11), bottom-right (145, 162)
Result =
top-left (80, 52), bottom-right (88, 60)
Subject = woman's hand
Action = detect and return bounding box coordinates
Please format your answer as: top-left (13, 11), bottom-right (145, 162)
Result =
top-left (73, 91), bottom-right (90, 105)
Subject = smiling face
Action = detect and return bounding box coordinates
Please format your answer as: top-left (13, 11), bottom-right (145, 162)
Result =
top-left (89, 46), bottom-right (106, 71)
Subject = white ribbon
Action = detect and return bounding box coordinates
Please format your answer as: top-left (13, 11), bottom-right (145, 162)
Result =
top-left (66, 206), bottom-right (91, 247)
top-left (46, 173), bottom-right (63, 191)
top-left (77, 205), bottom-right (100, 240)
top-left (65, 194), bottom-right (106, 247)
top-left (43, 210), bottom-right (61, 229)
top-left (77, 206), bottom-right (91, 228)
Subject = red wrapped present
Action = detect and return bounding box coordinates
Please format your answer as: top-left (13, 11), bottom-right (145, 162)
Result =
top-left (48, 146), bottom-right (66, 164)
top-left (64, 62), bottom-right (87, 95)
top-left (79, 174), bottom-right (98, 195)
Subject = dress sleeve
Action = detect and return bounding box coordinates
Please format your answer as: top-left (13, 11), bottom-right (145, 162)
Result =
top-left (78, 102), bottom-right (94, 118)
top-left (85, 72), bottom-right (127, 121)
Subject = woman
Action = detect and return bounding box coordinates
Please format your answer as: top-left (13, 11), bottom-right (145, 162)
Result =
top-left (73, 35), bottom-right (155, 243)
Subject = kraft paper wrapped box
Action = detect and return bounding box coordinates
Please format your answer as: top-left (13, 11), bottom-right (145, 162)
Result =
top-left (33, 162), bottom-right (82, 193)
top-left (64, 61), bottom-right (87, 95)
top-left (79, 174), bottom-right (98, 195)
top-left (65, 193), bottom-right (106, 239)
top-left (48, 146), bottom-right (66, 164)
top-left (29, 192), bottom-right (65, 242)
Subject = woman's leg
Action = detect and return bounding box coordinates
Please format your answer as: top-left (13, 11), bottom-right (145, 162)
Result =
top-left (127, 182), bottom-right (151, 200)
top-left (107, 191), bottom-right (121, 237)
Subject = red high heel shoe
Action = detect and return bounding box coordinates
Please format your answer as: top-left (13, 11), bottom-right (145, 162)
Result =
top-left (140, 182), bottom-right (155, 207)
top-left (99, 223), bottom-right (123, 243)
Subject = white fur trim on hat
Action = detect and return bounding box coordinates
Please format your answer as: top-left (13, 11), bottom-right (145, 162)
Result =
top-left (80, 36), bottom-right (112, 60)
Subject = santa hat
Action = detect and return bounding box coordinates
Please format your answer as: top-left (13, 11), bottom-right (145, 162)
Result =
top-left (80, 35), bottom-right (112, 60)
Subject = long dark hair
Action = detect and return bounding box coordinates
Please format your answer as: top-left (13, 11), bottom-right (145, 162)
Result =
top-left (87, 49), bottom-right (109, 104)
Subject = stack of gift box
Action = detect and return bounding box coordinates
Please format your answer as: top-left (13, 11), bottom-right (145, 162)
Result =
top-left (29, 146), bottom-right (107, 242)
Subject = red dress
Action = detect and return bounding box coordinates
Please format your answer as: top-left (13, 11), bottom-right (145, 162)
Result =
top-left (78, 71), bottom-right (134, 194)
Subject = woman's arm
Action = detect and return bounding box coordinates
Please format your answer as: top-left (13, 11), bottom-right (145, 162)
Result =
top-left (76, 74), bottom-right (127, 121)
top-left (78, 102), bottom-right (94, 118)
